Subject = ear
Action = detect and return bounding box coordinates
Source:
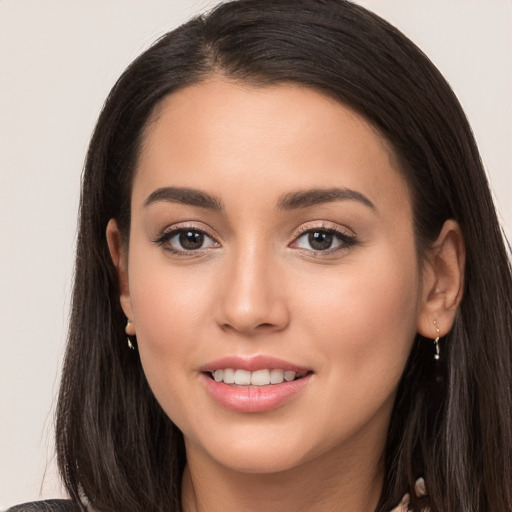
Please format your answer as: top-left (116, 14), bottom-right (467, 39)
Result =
top-left (417, 219), bottom-right (466, 339)
top-left (106, 219), bottom-right (134, 325)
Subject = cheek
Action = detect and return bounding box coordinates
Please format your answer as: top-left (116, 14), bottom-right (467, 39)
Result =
top-left (129, 257), bottom-right (213, 348)
top-left (283, 247), bottom-right (421, 447)
top-left (297, 247), bottom-right (421, 384)
top-left (126, 251), bottom-right (216, 405)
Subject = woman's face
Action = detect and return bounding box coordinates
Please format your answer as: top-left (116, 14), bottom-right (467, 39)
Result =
top-left (113, 79), bottom-right (427, 474)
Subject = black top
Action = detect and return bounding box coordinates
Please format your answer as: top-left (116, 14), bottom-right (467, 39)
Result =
top-left (6, 500), bottom-right (80, 512)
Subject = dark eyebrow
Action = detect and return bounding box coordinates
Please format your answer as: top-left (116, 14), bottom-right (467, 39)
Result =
top-left (276, 187), bottom-right (376, 211)
top-left (144, 187), bottom-right (223, 211)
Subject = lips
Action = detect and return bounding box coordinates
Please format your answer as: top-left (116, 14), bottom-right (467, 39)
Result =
top-left (201, 355), bottom-right (309, 373)
top-left (200, 356), bottom-right (313, 413)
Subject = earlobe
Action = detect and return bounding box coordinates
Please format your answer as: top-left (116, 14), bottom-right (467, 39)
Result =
top-left (417, 219), bottom-right (466, 339)
top-left (106, 219), bottom-right (133, 320)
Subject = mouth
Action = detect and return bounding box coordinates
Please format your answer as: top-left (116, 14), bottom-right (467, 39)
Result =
top-left (208, 368), bottom-right (311, 386)
top-left (200, 356), bottom-right (313, 412)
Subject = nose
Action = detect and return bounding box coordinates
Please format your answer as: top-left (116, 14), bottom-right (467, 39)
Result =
top-left (214, 244), bottom-right (290, 336)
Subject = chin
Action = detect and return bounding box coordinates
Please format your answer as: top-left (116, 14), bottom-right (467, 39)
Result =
top-left (208, 445), bottom-right (311, 475)
top-left (184, 420), bottom-right (326, 475)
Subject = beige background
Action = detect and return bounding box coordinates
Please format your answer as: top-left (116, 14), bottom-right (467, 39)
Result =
top-left (1, 0), bottom-right (510, 508)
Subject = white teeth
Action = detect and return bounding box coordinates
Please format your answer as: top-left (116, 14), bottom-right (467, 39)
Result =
top-left (211, 368), bottom-right (301, 386)
top-left (223, 368), bottom-right (235, 384)
top-left (284, 371), bottom-right (296, 382)
top-left (270, 369), bottom-right (284, 384)
top-left (251, 369), bottom-right (270, 386)
top-left (234, 369), bottom-right (251, 385)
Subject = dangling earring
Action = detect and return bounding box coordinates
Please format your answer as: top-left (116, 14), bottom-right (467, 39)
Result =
top-left (125, 319), bottom-right (136, 351)
top-left (433, 320), bottom-right (440, 361)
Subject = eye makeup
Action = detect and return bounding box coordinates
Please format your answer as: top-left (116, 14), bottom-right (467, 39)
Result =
top-left (152, 222), bottom-right (220, 257)
top-left (151, 219), bottom-right (358, 260)
top-left (290, 221), bottom-right (358, 257)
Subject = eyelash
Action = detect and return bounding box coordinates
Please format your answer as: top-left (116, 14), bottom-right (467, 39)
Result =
top-left (292, 225), bottom-right (357, 256)
top-left (153, 225), bottom-right (219, 256)
top-left (153, 224), bottom-right (357, 257)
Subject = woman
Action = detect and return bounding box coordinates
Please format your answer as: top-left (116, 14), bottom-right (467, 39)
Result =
top-left (9, 0), bottom-right (512, 511)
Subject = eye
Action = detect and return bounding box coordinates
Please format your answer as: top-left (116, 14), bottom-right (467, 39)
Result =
top-left (155, 227), bottom-right (219, 254)
top-left (292, 228), bottom-right (356, 253)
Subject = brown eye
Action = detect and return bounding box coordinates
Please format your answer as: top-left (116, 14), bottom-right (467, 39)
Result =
top-left (292, 227), bottom-right (357, 254)
top-left (179, 230), bottom-right (205, 250)
top-left (308, 231), bottom-right (334, 251)
top-left (155, 227), bottom-right (219, 254)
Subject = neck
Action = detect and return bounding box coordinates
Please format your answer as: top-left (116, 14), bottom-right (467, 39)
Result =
top-left (181, 438), bottom-right (385, 512)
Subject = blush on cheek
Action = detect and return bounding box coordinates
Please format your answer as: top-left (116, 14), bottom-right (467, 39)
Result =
top-left (302, 262), bottom-right (418, 376)
top-left (130, 265), bottom-right (203, 343)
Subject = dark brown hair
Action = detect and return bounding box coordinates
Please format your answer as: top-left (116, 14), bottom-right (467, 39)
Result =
top-left (56, 1), bottom-right (512, 510)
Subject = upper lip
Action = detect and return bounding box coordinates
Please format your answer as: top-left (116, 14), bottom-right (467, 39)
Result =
top-left (200, 355), bottom-right (310, 373)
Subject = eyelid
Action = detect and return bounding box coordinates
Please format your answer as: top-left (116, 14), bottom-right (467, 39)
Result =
top-left (289, 221), bottom-right (358, 255)
top-left (152, 222), bottom-right (221, 255)
top-left (293, 221), bottom-right (355, 238)
top-left (152, 220), bottom-right (356, 257)
top-left (157, 221), bottom-right (218, 239)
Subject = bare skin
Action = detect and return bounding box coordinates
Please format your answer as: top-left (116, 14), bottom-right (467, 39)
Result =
top-left (107, 79), bottom-right (465, 511)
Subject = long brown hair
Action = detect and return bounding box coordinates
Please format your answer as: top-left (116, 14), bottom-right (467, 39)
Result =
top-left (56, 1), bottom-right (512, 510)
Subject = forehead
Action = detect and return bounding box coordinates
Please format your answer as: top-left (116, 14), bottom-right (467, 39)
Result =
top-left (133, 78), bottom-right (409, 214)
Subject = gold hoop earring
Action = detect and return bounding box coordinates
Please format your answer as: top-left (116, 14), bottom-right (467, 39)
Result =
top-left (433, 320), bottom-right (440, 361)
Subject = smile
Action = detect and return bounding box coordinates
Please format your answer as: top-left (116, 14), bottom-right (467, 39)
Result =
top-left (202, 358), bottom-right (313, 413)
top-left (211, 368), bottom-right (308, 386)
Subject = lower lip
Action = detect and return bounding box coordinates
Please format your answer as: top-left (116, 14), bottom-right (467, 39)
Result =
top-left (201, 373), bottom-right (312, 413)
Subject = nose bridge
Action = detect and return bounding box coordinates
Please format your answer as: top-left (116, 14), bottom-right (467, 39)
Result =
top-left (216, 236), bottom-right (289, 334)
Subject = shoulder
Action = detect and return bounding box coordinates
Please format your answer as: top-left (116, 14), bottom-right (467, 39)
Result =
top-left (6, 500), bottom-right (80, 512)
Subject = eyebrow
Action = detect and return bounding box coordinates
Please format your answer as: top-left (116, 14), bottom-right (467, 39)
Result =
top-left (143, 186), bottom-right (375, 212)
top-left (276, 187), bottom-right (376, 211)
top-left (144, 187), bottom-right (223, 211)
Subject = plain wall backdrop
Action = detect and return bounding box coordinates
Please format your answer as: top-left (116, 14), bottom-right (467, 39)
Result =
top-left (1, 0), bottom-right (510, 508)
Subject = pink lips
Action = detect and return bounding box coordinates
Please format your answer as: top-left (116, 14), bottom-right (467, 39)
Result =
top-left (201, 355), bottom-right (309, 374)
top-left (200, 355), bottom-right (312, 413)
